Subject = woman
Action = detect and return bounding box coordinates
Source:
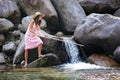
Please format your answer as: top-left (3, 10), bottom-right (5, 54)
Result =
top-left (24, 12), bottom-right (45, 67)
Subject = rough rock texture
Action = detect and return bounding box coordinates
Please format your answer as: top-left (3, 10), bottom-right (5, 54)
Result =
top-left (0, 34), bottom-right (5, 46)
top-left (2, 42), bottom-right (16, 55)
top-left (21, 15), bottom-right (47, 33)
top-left (74, 13), bottom-right (120, 55)
top-left (77, 0), bottom-right (119, 14)
top-left (17, 0), bottom-right (58, 31)
top-left (27, 53), bottom-right (61, 68)
top-left (114, 8), bottom-right (120, 17)
top-left (113, 46), bottom-right (120, 63)
top-left (0, 53), bottom-right (6, 64)
top-left (0, 0), bottom-right (21, 25)
top-left (51, 0), bottom-right (86, 32)
top-left (0, 18), bottom-right (15, 34)
top-left (87, 54), bottom-right (120, 67)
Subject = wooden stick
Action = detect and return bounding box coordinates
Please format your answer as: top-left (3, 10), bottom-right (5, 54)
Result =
top-left (40, 36), bottom-right (84, 47)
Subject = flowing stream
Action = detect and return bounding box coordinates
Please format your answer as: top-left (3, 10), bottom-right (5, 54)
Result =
top-left (62, 38), bottom-right (107, 70)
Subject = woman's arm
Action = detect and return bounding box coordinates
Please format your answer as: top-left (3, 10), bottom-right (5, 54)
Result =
top-left (29, 19), bottom-right (36, 34)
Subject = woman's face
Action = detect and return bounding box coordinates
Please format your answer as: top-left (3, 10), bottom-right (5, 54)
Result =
top-left (38, 15), bottom-right (42, 21)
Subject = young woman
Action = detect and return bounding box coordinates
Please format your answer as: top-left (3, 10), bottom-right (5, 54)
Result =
top-left (24, 12), bottom-right (45, 67)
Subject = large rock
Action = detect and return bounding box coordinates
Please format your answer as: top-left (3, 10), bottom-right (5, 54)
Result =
top-left (13, 31), bottom-right (69, 64)
top-left (13, 36), bottom-right (25, 64)
top-left (77, 0), bottom-right (119, 14)
top-left (21, 15), bottom-right (47, 33)
top-left (114, 8), bottom-right (120, 17)
top-left (0, 18), bottom-right (15, 34)
top-left (51, 0), bottom-right (86, 32)
top-left (2, 42), bottom-right (16, 55)
top-left (27, 53), bottom-right (61, 68)
top-left (0, 34), bottom-right (5, 46)
top-left (113, 46), bottom-right (120, 63)
top-left (0, 0), bottom-right (21, 25)
top-left (74, 13), bottom-right (120, 55)
top-left (87, 54), bottom-right (120, 67)
top-left (0, 53), bottom-right (6, 64)
top-left (17, 0), bottom-right (58, 31)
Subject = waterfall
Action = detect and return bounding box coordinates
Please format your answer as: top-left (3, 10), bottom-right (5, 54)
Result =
top-left (63, 38), bottom-right (81, 63)
top-left (62, 37), bottom-right (107, 70)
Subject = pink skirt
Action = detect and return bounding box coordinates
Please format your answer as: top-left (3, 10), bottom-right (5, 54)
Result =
top-left (25, 32), bottom-right (43, 50)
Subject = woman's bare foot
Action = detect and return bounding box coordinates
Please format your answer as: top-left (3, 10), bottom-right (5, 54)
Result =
top-left (38, 55), bottom-right (44, 58)
top-left (24, 63), bottom-right (27, 67)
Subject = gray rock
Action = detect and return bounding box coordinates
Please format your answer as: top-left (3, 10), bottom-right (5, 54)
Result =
top-left (114, 8), bottom-right (120, 17)
top-left (74, 13), bottom-right (120, 55)
top-left (0, 53), bottom-right (5, 64)
top-left (0, 18), bottom-right (15, 34)
top-left (77, 0), bottom-right (119, 14)
top-left (55, 32), bottom-right (64, 37)
top-left (2, 42), bottom-right (16, 55)
top-left (0, 0), bottom-right (21, 25)
top-left (27, 53), bottom-right (61, 68)
top-left (0, 34), bottom-right (5, 46)
top-left (17, 0), bottom-right (58, 31)
top-left (21, 15), bottom-right (47, 32)
top-left (18, 24), bottom-right (25, 33)
top-left (113, 46), bottom-right (120, 63)
top-left (51, 0), bottom-right (86, 32)
top-left (13, 36), bottom-right (25, 64)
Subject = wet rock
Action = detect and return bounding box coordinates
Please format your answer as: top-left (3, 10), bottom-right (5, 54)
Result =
top-left (77, 0), bottom-right (119, 14)
top-left (2, 42), bottom-right (16, 55)
top-left (0, 0), bottom-right (21, 25)
top-left (0, 34), bottom-right (5, 46)
top-left (27, 53), bottom-right (61, 68)
top-left (74, 13), bottom-right (120, 55)
top-left (17, 0), bottom-right (58, 31)
top-left (87, 54), bottom-right (120, 67)
top-left (0, 18), bottom-right (15, 34)
top-left (51, 0), bottom-right (86, 32)
top-left (0, 53), bottom-right (6, 64)
top-left (113, 46), bottom-right (120, 63)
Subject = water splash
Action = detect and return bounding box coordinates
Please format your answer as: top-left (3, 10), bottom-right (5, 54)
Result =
top-left (63, 38), bottom-right (80, 63)
top-left (62, 37), bottom-right (107, 70)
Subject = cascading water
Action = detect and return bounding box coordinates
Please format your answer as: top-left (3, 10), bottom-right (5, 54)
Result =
top-left (62, 37), bottom-right (107, 70)
top-left (63, 38), bottom-right (81, 63)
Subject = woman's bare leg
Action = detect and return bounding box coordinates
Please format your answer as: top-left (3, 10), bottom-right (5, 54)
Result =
top-left (24, 49), bottom-right (28, 67)
top-left (38, 44), bottom-right (42, 57)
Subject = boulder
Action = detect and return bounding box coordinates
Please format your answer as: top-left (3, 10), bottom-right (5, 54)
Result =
top-left (21, 15), bottom-right (47, 32)
top-left (0, 18), bottom-right (15, 34)
top-left (13, 36), bottom-right (25, 64)
top-left (2, 42), bottom-right (16, 55)
top-left (27, 53), bottom-right (61, 68)
top-left (114, 8), bottom-right (120, 17)
top-left (0, 34), bottom-right (5, 46)
top-left (77, 0), bottom-right (119, 14)
top-left (0, 53), bottom-right (6, 64)
top-left (113, 46), bottom-right (120, 63)
top-left (74, 13), bottom-right (120, 55)
top-left (87, 54), bottom-right (120, 67)
top-left (51, 0), bottom-right (86, 32)
top-left (0, 0), bottom-right (21, 25)
top-left (17, 0), bottom-right (58, 31)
